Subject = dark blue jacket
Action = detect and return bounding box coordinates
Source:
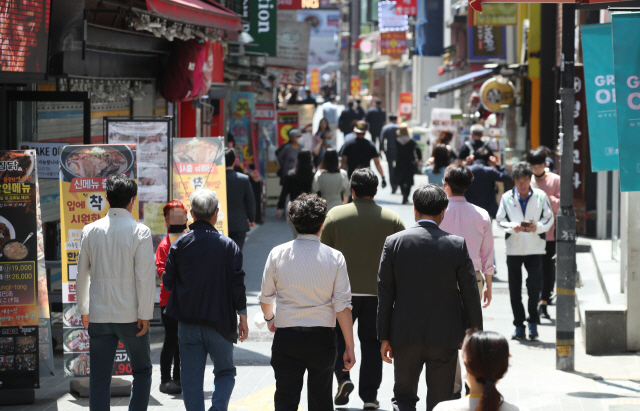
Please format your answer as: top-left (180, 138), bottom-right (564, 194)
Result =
top-left (163, 220), bottom-right (247, 342)
top-left (465, 160), bottom-right (510, 219)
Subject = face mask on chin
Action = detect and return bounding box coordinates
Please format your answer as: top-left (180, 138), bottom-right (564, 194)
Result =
top-left (169, 224), bottom-right (187, 233)
top-left (534, 171), bottom-right (545, 178)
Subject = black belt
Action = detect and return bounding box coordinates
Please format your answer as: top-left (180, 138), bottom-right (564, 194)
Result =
top-left (282, 326), bottom-right (335, 332)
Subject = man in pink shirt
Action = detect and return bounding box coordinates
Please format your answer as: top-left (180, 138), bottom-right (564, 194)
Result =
top-left (528, 148), bottom-right (560, 320)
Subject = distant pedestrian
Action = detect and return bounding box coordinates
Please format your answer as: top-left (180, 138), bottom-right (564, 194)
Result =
top-left (496, 162), bottom-right (553, 341)
top-left (313, 118), bottom-right (331, 151)
top-left (156, 199), bottom-right (189, 394)
top-left (380, 114), bottom-right (400, 193)
top-left (458, 125), bottom-right (493, 163)
top-left (225, 149), bottom-right (256, 250)
top-left (393, 123), bottom-right (422, 204)
top-left (320, 168), bottom-right (405, 409)
top-left (301, 87), bottom-right (318, 107)
top-left (464, 148), bottom-right (510, 220)
top-left (313, 130), bottom-right (333, 168)
top-left (365, 98), bottom-right (387, 147)
top-left (322, 96), bottom-right (339, 132)
top-left (355, 98), bottom-right (366, 120)
top-left (340, 121), bottom-right (387, 189)
top-left (76, 174), bottom-right (156, 411)
top-left (277, 128), bottom-right (302, 184)
top-left (313, 149), bottom-right (350, 210)
top-left (378, 184), bottom-right (483, 411)
top-left (422, 144), bottom-right (451, 187)
top-left (528, 148), bottom-right (560, 320)
top-left (259, 193), bottom-right (356, 411)
top-left (339, 102), bottom-right (359, 135)
top-left (343, 120), bottom-right (359, 143)
top-left (163, 189), bottom-right (248, 411)
top-left (277, 150), bottom-right (316, 237)
top-left (433, 330), bottom-right (521, 411)
top-left (434, 131), bottom-right (458, 162)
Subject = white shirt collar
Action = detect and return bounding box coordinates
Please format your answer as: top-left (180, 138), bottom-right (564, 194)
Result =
top-left (296, 234), bottom-right (320, 242)
top-left (107, 208), bottom-right (135, 220)
top-left (417, 219), bottom-right (437, 225)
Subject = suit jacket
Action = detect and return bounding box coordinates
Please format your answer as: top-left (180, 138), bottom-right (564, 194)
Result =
top-left (365, 106), bottom-right (387, 138)
top-left (225, 169), bottom-right (256, 233)
top-left (464, 160), bottom-right (510, 219)
top-left (380, 123), bottom-right (399, 158)
top-left (377, 221), bottom-right (483, 349)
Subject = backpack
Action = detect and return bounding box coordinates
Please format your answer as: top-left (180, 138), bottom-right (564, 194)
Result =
top-left (465, 139), bottom-right (489, 156)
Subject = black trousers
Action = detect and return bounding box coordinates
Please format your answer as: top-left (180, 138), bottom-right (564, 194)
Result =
top-left (335, 296), bottom-right (382, 403)
top-left (271, 328), bottom-right (337, 411)
top-left (228, 231), bottom-right (247, 251)
top-left (160, 307), bottom-right (180, 383)
top-left (385, 154), bottom-right (397, 191)
top-left (541, 241), bottom-right (556, 301)
top-left (507, 255), bottom-right (543, 327)
top-left (391, 345), bottom-right (458, 411)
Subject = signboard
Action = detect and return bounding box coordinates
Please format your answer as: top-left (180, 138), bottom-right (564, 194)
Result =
top-left (574, 66), bottom-right (589, 235)
top-left (381, 32), bottom-right (407, 58)
top-left (268, 66), bottom-right (307, 86)
top-left (612, 13), bottom-right (640, 191)
top-left (395, 0), bottom-right (417, 16)
top-left (0, 150), bottom-right (44, 389)
top-left (266, 20), bottom-right (311, 69)
top-left (0, 0), bottom-right (50, 74)
top-left (248, 0), bottom-right (278, 56)
top-left (378, 1), bottom-right (409, 32)
top-left (581, 23), bottom-right (619, 172)
top-left (398, 92), bottom-right (412, 120)
top-left (276, 111), bottom-right (299, 147)
top-left (59, 144), bottom-right (138, 378)
top-left (429, 108), bottom-right (464, 147)
top-left (229, 118), bottom-right (251, 146)
top-left (278, 0), bottom-right (320, 9)
top-left (350, 77), bottom-right (362, 96)
top-left (310, 69), bottom-right (321, 94)
top-left (18, 143), bottom-right (67, 179)
top-left (471, 4), bottom-right (517, 26)
top-left (232, 92), bottom-right (255, 119)
top-left (469, 26), bottom-right (507, 61)
top-left (255, 103), bottom-right (276, 120)
top-left (480, 78), bottom-right (515, 112)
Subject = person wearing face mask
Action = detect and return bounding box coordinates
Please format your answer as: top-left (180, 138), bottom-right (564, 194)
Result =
top-left (155, 199), bottom-right (189, 394)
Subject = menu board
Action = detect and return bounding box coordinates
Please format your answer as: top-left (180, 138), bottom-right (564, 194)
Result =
top-left (171, 138), bottom-right (228, 235)
top-left (0, 150), bottom-right (42, 389)
top-left (18, 143), bottom-right (67, 179)
top-left (59, 144), bottom-right (138, 378)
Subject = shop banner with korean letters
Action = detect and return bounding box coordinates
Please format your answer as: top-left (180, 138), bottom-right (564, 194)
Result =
top-left (277, 112), bottom-right (299, 147)
top-left (60, 144), bottom-right (138, 378)
top-left (171, 138), bottom-right (228, 235)
top-left (380, 32), bottom-right (406, 59)
top-left (612, 13), bottom-right (640, 192)
top-left (581, 23), bottom-right (619, 172)
top-left (0, 150), bottom-right (45, 389)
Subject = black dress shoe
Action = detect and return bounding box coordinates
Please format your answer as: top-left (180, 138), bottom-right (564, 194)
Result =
top-left (538, 304), bottom-right (550, 319)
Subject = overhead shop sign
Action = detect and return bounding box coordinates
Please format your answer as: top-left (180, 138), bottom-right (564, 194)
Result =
top-left (378, 1), bottom-right (409, 32)
top-left (266, 20), bottom-right (311, 69)
top-left (278, 0), bottom-right (320, 9)
top-left (395, 0), bottom-right (417, 16)
top-left (267, 66), bottom-right (307, 86)
top-left (480, 78), bottom-right (515, 112)
top-left (249, 0), bottom-right (278, 56)
top-left (469, 25), bottom-right (506, 61)
top-left (381, 32), bottom-right (407, 59)
top-left (471, 4), bottom-right (517, 26)
top-left (0, 0), bottom-right (50, 74)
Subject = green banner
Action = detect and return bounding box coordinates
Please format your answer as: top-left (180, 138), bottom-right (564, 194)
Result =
top-left (248, 0), bottom-right (277, 56)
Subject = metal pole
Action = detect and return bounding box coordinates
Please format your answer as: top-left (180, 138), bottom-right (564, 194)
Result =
top-left (556, 3), bottom-right (577, 372)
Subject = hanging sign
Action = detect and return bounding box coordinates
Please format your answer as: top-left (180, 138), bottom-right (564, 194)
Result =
top-left (480, 78), bottom-right (515, 112)
top-left (472, 4), bottom-right (517, 26)
top-left (255, 103), bottom-right (276, 121)
top-left (310, 69), bottom-right (321, 95)
top-left (380, 32), bottom-right (406, 58)
top-left (276, 111), bottom-right (299, 147)
top-left (249, 0), bottom-right (278, 56)
top-left (581, 23), bottom-right (619, 172)
top-left (232, 92), bottom-right (255, 119)
top-left (469, 25), bottom-right (507, 61)
top-left (395, 0), bottom-right (417, 16)
top-left (350, 77), bottom-right (362, 96)
top-left (267, 66), bottom-right (307, 86)
top-left (378, 1), bottom-right (409, 32)
top-left (398, 92), bottom-right (412, 120)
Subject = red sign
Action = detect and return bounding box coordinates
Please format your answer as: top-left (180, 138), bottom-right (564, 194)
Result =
top-left (277, 0), bottom-right (320, 8)
top-left (380, 32), bottom-right (406, 58)
top-left (350, 76), bottom-right (362, 96)
top-left (398, 92), bottom-right (412, 120)
top-left (0, 0), bottom-right (51, 73)
top-left (277, 111), bottom-right (299, 147)
top-left (395, 0), bottom-right (417, 16)
top-left (310, 69), bottom-right (320, 95)
top-left (255, 103), bottom-right (276, 120)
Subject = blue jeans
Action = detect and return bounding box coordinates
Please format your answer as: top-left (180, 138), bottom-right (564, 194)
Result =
top-left (88, 322), bottom-right (152, 411)
top-left (178, 322), bottom-right (236, 411)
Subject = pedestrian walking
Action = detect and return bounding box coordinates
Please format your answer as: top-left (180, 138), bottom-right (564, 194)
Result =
top-left (277, 150), bottom-right (316, 237)
top-left (422, 144), bottom-right (452, 187)
top-left (365, 98), bottom-right (387, 147)
top-left (155, 199), bottom-right (189, 394)
top-left (320, 168), bottom-right (405, 409)
top-left (496, 162), bottom-right (553, 341)
top-left (380, 114), bottom-right (400, 193)
top-left (76, 174), bottom-right (156, 411)
top-left (355, 98), bottom-right (366, 120)
top-left (322, 96), bottom-right (339, 133)
top-left (313, 130), bottom-right (333, 168)
top-left (377, 184), bottom-right (483, 411)
top-left (393, 123), bottom-right (422, 204)
top-left (340, 121), bottom-right (387, 188)
top-left (163, 189), bottom-right (249, 411)
top-left (312, 149), bottom-right (350, 210)
top-left (313, 118), bottom-right (331, 150)
top-left (259, 193), bottom-right (356, 411)
top-left (225, 149), bottom-right (256, 250)
top-left (277, 128), bottom-right (302, 185)
top-left (434, 131), bottom-right (458, 162)
top-left (528, 148), bottom-right (560, 319)
top-left (433, 330), bottom-right (521, 411)
top-left (464, 148), bottom-right (510, 220)
top-left (339, 102), bottom-right (359, 135)
top-left (458, 125), bottom-right (493, 163)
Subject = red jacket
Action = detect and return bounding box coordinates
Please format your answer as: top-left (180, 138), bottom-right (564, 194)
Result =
top-left (156, 233), bottom-right (184, 306)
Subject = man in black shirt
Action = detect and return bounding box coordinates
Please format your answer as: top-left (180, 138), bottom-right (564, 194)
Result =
top-left (458, 124), bottom-right (493, 162)
top-left (365, 98), bottom-right (387, 147)
top-left (339, 121), bottom-right (387, 188)
top-left (339, 102), bottom-right (359, 135)
top-left (355, 98), bottom-right (366, 120)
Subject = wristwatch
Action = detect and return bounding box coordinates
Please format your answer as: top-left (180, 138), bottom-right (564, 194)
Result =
top-left (264, 315), bottom-right (275, 323)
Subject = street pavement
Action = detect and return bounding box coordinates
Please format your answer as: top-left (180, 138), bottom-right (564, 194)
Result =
top-left (8, 166), bottom-right (640, 411)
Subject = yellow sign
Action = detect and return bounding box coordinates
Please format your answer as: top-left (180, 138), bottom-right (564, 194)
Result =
top-left (143, 203), bottom-right (166, 235)
top-left (472, 4), bottom-right (518, 26)
top-left (480, 78), bottom-right (515, 112)
top-left (557, 346), bottom-right (572, 357)
top-left (235, 99), bottom-right (251, 117)
top-left (350, 76), bottom-right (361, 96)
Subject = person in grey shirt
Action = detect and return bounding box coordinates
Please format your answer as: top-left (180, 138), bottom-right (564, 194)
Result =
top-left (76, 174), bottom-right (156, 411)
top-left (277, 128), bottom-right (302, 185)
top-left (380, 114), bottom-right (399, 193)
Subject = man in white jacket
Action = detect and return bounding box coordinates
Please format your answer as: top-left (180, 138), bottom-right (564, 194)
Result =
top-left (496, 162), bottom-right (553, 341)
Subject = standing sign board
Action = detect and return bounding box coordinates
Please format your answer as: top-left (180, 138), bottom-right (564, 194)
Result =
top-left (18, 143), bottom-right (67, 179)
top-left (581, 23), bottom-right (619, 172)
top-left (0, 150), bottom-right (45, 389)
top-left (277, 112), bottom-right (299, 147)
top-left (59, 144), bottom-right (138, 378)
top-left (171, 138), bottom-right (228, 235)
top-left (398, 92), bottom-right (412, 120)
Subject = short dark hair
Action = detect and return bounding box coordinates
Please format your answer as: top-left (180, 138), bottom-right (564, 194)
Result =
top-left (389, 114), bottom-right (398, 121)
top-left (350, 168), bottom-right (378, 198)
top-left (348, 101), bottom-right (355, 109)
top-left (527, 148), bottom-right (547, 166)
top-left (375, 98), bottom-right (382, 106)
top-left (106, 174), bottom-right (138, 209)
top-left (511, 161), bottom-right (532, 180)
top-left (288, 193), bottom-right (327, 234)
top-left (444, 165), bottom-right (474, 195)
top-left (413, 184), bottom-right (449, 216)
top-left (474, 147), bottom-right (491, 163)
top-left (225, 148), bottom-right (236, 167)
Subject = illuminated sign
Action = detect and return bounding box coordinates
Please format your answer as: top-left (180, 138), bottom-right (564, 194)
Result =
top-left (0, 0), bottom-right (51, 74)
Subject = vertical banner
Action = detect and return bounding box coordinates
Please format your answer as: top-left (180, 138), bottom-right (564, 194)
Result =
top-left (574, 66), bottom-right (589, 235)
top-left (276, 111), bottom-right (299, 147)
top-left (232, 92), bottom-right (255, 119)
top-left (171, 138), bottom-right (228, 235)
top-left (0, 150), bottom-right (41, 389)
top-left (612, 13), bottom-right (640, 191)
top-left (248, 0), bottom-right (277, 56)
top-left (256, 103), bottom-right (277, 176)
top-left (350, 76), bottom-right (362, 96)
top-left (581, 23), bottom-right (619, 172)
top-left (310, 69), bottom-right (320, 95)
top-left (59, 144), bottom-right (138, 378)
top-left (398, 92), bottom-right (412, 120)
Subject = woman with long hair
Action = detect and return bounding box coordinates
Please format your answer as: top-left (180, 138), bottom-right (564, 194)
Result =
top-left (422, 144), bottom-right (452, 187)
top-left (433, 330), bottom-right (520, 411)
top-left (312, 149), bottom-right (349, 210)
top-left (313, 130), bottom-right (333, 167)
top-left (434, 130), bottom-right (458, 162)
top-left (276, 150), bottom-right (316, 237)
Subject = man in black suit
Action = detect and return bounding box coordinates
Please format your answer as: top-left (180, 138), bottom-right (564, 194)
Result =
top-left (365, 98), bottom-right (387, 147)
top-left (339, 102), bottom-right (358, 135)
top-left (225, 148), bottom-right (256, 250)
top-left (377, 184), bottom-right (483, 411)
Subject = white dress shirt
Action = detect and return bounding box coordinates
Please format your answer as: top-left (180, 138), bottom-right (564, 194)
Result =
top-left (258, 234), bottom-right (352, 328)
top-left (76, 208), bottom-right (156, 322)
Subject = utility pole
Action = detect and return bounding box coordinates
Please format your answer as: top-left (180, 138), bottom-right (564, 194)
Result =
top-left (556, 3), bottom-right (577, 372)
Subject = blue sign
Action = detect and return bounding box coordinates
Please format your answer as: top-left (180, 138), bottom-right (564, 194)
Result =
top-left (581, 24), bottom-right (619, 172)
top-left (341, 37), bottom-right (347, 51)
top-left (229, 118), bottom-right (250, 146)
top-left (612, 13), bottom-right (640, 191)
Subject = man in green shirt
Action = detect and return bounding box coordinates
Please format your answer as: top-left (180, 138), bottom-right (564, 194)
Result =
top-left (320, 168), bottom-right (405, 410)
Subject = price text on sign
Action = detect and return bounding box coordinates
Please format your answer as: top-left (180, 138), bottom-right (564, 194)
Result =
top-left (0, 262), bottom-right (36, 306)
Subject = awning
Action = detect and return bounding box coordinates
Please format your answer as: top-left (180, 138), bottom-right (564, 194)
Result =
top-left (427, 69), bottom-right (494, 99)
top-left (146, 0), bottom-right (242, 39)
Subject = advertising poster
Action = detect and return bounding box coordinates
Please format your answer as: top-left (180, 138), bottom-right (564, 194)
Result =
top-left (171, 138), bottom-right (228, 235)
top-left (277, 111), bottom-right (299, 147)
top-left (381, 32), bottom-right (406, 58)
top-left (267, 20), bottom-right (312, 69)
top-left (469, 25), bottom-right (507, 61)
top-left (398, 92), bottom-right (412, 120)
top-left (0, 0), bottom-right (51, 74)
top-left (612, 13), bottom-right (640, 192)
top-left (350, 77), bottom-right (362, 96)
top-left (0, 150), bottom-right (43, 389)
top-left (256, 103), bottom-right (277, 175)
top-left (395, 0), bottom-right (417, 16)
top-left (310, 69), bottom-right (321, 94)
top-left (18, 143), bottom-right (67, 179)
top-left (232, 92), bottom-right (255, 119)
top-left (471, 4), bottom-right (517, 26)
top-left (59, 144), bottom-right (138, 378)
top-left (581, 23), bottom-right (619, 172)
top-left (429, 108), bottom-right (464, 148)
top-left (230, 118), bottom-right (251, 146)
